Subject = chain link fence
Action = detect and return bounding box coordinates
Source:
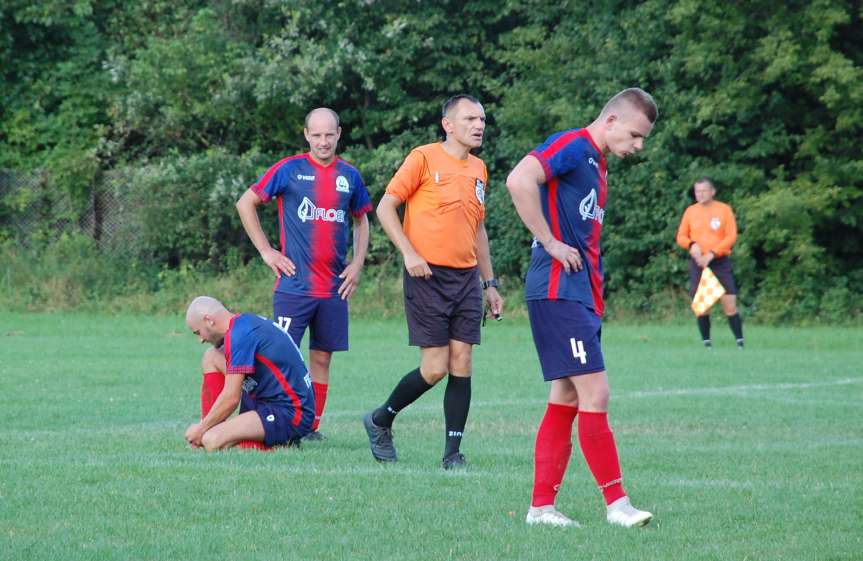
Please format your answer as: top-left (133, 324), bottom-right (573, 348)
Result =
top-left (1, 168), bottom-right (139, 255)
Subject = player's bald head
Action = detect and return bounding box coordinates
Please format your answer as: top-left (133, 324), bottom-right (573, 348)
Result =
top-left (600, 88), bottom-right (658, 124)
top-left (185, 296), bottom-right (227, 324)
top-left (304, 107), bottom-right (340, 130)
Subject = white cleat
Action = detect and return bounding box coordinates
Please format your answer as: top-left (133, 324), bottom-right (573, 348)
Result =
top-left (526, 505), bottom-right (581, 528)
top-left (606, 496), bottom-right (653, 528)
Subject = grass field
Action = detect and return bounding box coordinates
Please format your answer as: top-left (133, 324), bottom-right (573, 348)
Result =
top-left (1, 312), bottom-right (861, 561)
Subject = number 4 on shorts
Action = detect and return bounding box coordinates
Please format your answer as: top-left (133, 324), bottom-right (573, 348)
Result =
top-left (570, 338), bottom-right (587, 364)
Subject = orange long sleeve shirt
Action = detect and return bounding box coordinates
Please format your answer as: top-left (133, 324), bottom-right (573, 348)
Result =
top-left (676, 201), bottom-right (737, 257)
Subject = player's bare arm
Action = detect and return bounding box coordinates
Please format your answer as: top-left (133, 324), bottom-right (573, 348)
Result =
top-left (506, 155), bottom-right (583, 273)
top-left (184, 372), bottom-right (243, 447)
top-left (475, 221), bottom-right (503, 317)
top-left (338, 213), bottom-right (370, 300)
top-left (235, 189), bottom-right (296, 277)
top-left (376, 194), bottom-right (432, 279)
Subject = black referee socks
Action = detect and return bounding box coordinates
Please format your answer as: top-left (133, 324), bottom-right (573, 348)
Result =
top-left (443, 375), bottom-right (471, 457)
top-left (727, 313), bottom-right (744, 343)
top-left (372, 368), bottom-right (433, 428)
top-left (697, 314), bottom-right (711, 342)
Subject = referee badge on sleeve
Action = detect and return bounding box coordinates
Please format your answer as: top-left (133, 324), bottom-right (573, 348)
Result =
top-left (475, 179), bottom-right (485, 205)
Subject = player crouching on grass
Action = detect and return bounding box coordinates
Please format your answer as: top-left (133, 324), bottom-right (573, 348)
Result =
top-left (184, 296), bottom-right (315, 451)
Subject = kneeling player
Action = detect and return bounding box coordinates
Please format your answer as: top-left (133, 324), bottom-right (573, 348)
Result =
top-left (184, 296), bottom-right (315, 451)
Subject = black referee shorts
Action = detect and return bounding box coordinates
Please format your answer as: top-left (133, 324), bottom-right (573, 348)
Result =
top-left (403, 265), bottom-right (483, 348)
top-left (689, 256), bottom-right (737, 297)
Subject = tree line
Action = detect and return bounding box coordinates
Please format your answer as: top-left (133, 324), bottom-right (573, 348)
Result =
top-left (1, 0), bottom-right (861, 322)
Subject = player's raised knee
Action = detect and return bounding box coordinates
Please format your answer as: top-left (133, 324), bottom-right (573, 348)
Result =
top-left (201, 346), bottom-right (224, 373)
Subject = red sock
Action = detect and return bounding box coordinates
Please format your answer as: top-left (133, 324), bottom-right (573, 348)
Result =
top-left (532, 403), bottom-right (579, 507)
top-left (200, 371), bottom-right (269, 451)
top-left (577, 411), bottom-right (626, 505)
top-left (311, 382), bottom-right (328, 432)
top-left (201, 372), bottom-right (225, 417)
top-left (238, 440), bottom-right (271, 451)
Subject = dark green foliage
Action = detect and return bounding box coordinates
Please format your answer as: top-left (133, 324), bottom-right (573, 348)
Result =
top-left (1, 0), bottom-right (860, 322)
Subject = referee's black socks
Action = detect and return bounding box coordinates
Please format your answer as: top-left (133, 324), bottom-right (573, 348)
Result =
top-left (443, 375), bottom-right (471, 457)
top-left (697, 315), bottom-right (711, 344)
top-left (727, 313), bottom-right (744, 346)
top-left (372, 368), bottom-right (433, 428)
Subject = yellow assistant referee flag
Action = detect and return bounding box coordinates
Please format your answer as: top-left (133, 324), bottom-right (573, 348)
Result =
top-left (691, 266), bottom-right (726, 316)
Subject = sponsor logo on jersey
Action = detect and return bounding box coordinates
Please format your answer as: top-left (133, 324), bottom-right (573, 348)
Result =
top-left (578, 188), bottom-right (605, 224)
top-left (710, 217), bottom-right (721, 230)
top-left (475, 178), bottom-right (485, 204)
top-left (297, 197), bottom-right (346, 223)
top-left (336, 175), bottom-right (350, 193)
top-left (297, 174), bottom-right (315, 181)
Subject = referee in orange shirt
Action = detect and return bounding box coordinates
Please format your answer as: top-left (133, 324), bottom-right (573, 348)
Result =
top-left (676, 177), bottom-right (744, 348)
top-left (363, 94), bottom-right (504, 469)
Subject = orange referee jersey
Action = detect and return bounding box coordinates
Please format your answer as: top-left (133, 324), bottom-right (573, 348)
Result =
top-left (385, 142), bottom-right (487, 268)
top-left (676, 201), bottom-right (737, 257)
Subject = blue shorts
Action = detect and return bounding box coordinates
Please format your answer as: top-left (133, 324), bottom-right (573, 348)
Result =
top-left (240, 395), bottom-right (311, 446)
top-left (272, 292), bottom-right (348, 352)
top-left (527, 299), bottom-right (605, 380)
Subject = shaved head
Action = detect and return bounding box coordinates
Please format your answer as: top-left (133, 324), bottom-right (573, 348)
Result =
top-left (186, 296), bottom-right (231, 346)
top-left (186, 296), bottom-right (227, 324)
top-left (304, 107), bottom-right (340, 129)
top-left (600, 87), bottom-right (658, 124)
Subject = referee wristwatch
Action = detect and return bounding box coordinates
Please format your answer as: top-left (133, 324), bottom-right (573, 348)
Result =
top-left (481, 278), bottom-right (498, 290)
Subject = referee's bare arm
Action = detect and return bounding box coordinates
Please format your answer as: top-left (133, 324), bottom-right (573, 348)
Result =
top-left (506, 156), bottom-right (583, 273)
top-left (376, 194), bottom-right (433, 279)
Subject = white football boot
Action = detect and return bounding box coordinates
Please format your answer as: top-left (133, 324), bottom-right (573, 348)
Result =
top-left (526, 505), bottom-right (581, 528)
top-left (606, 496), bottom-right (653, 527)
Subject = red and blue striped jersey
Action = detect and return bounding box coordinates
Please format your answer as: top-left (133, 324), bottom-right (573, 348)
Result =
top-left (225, 313), bottom-right (314, 427)
top-left (252, 154), bottom-right (373, 298)
top-left (524, 129), bottom-right (608, 316)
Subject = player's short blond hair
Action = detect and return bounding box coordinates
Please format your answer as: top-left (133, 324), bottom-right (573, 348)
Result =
top-left (601, 88), bottom-right (658, 123)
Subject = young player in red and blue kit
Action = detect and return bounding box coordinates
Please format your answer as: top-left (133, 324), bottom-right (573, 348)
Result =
top-left (184, 296), bottom-right (314, 450)
top-left (506, 88), bottom-right (658, 528)
top-left (236, 108), bottom-right (372, 440)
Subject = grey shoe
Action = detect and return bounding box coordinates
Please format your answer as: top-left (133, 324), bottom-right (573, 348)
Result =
top-left (442, 452), bottom-right (467, 470)
top-left (302, 430), bottom-right (325, 442)
top-left (363, 411), bottom-right (397, 462)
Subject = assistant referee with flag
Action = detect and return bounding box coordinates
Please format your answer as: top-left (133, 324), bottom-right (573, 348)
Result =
top-left (676, 177), bottom-right (744, 348)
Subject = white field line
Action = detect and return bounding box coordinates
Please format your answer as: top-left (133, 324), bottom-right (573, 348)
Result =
top-left (325, 377), bottom-right (863, 418)
top-left (0, 378), bottom-right (860, 438)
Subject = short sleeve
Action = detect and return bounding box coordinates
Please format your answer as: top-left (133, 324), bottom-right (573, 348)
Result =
top-left (251, 160), bottom-right (291, 203)
top-left (529, 131), bottom-right (584, 182)
top-left (225, 320), bottom-right (256, 375)
top-left (350, 170), bottom-right (373, 217)
top-left (385, 150), bottom-right (426, 202)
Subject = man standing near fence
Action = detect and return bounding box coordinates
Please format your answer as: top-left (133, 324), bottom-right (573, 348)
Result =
top-left (236, 108), bottom-right (372, 440)
top-left (676, 177), bottom-right (743, 348)
top-left (506, 88), bottom-right (657, 528)
top-left (363, 94), bottom-right (503, 469)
